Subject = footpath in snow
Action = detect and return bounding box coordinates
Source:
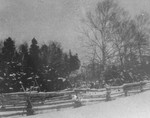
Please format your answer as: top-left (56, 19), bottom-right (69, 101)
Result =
top-left (16, 90), bottom-right (150, 118)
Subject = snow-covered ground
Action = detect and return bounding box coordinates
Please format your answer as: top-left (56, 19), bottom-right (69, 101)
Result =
top-left (10, 90), bottom-right (150, 118)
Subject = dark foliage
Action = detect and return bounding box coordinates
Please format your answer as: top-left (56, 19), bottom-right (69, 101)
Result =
top-left (0, 38), bottom-right (80, 93)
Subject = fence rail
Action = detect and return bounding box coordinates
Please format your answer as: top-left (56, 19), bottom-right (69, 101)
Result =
top-left (0, 80), bottom-right (150, 117)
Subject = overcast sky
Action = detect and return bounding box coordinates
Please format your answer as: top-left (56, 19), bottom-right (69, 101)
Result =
top-left (0, 0), bottom-right (150, 61)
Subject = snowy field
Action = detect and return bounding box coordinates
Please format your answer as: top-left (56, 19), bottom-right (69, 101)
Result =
top-left (6, 90), bottom-right (150, 118)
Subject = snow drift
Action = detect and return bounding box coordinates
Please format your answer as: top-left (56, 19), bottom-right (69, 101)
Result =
top-left (18, 90), bottom-right (150, 118)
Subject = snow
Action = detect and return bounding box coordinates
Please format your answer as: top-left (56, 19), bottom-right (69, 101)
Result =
top-left (58, 77), bottom-right (66, 82)
top-left (8, 90), bottom-right (150, 118)
top-left (0, 76), bottom-right (4, 80)
top-left (27, 77), bottom-right (32, 80)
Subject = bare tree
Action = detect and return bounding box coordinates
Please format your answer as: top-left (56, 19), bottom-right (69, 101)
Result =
top-left (81, 0), bottom-right (121, 69)
top-left (111, 17), bottom-right (137, 69)
top-left (81, 0), bottom-right (150, 84)
top-left (80, 0), bottom-right (124, 85)
top-left (134, 13), bottom-right (150, 63)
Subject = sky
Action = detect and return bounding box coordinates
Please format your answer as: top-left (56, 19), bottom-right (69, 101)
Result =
top-left (0, 0), bottom-right (150, 62)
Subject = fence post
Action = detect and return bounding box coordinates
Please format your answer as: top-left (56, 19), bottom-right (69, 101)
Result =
top-left (1, 94), bottom-right (5, 109)
top-left (140, 82), bottom-right (143, 92)
top-left (123, 87), bottom-right (128, 96)
top-left (1, 100), bottom-right (5, 109)
top-left (26, 95), bottom-right (34, 116)
top-left (73, 90), bottom-right (82, 108)
top-left (106, 87), bottom-right (111, 101)
top-left (1, 103), bottom-right (5, 109)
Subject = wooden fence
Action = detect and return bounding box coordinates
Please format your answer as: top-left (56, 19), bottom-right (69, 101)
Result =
top-left (0, 80), bottom-right (150, 117)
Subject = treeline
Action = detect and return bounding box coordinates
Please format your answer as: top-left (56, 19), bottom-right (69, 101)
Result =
top-left (0, 37), bottom-right (80, 93)
top-left (81, 0), bottom-right (150, 86)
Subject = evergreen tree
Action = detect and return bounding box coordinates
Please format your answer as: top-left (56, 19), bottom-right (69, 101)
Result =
top-left (29, 38), bottom-right (40, 72)
top-left (61, 53), bottom-right (70, 77)
top-left (2, 37), bottom-right (15, 62)
top-left (19, 42), bottom-right (29, 67)
top-left (0, 38), bottom-right (81, 92)
top-left (40, 44), bottom-right (48, 66)
top-left (0, 37), bottom-right (18, 92)
top-left (69, 50), bottom-right (80, 73)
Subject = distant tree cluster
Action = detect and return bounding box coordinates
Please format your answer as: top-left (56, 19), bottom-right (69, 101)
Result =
top-left (81, 0), bottom-right (150, 86)
top-left (0, 38), bottom-right (80, 93)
